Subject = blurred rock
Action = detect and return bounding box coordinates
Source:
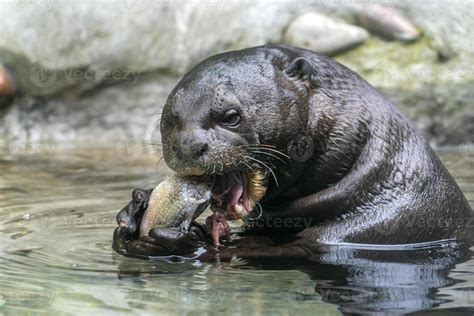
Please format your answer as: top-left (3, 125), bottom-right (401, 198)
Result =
top-left (0, 73), bottom-right (176, 146)
top-left (384, 84), bottom-right (474, 146)
top-left (0, 1), bottom-right (295, 97)
top-left (0, 0), bottom-right (473, 147)
top-left (394, 1), bottom-right (474, 61)
top-left (357, 5), bottom-right (420, 42)
top-left (335, 36), bottom-right (474, 147)
top-left (0, 2), bottom-right (179, 96)
top-left (284, 13), bottom-right (368, 55)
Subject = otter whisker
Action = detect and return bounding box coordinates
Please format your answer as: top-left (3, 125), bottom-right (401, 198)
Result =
top-left (232, 172), bottom-right (241, 183)
top-left (248, 149), bottom-right (287, 164)
top-left (141, 142), bottom-right (164, 149)
top-left (244, 155), bottom-right (279, 187)
top-left (248, 144), bottom-right (277, 148)
top-left (238, 156), bottom-right (256, 173)
top-left (155, 156), bottom-right (164, 171)
top-left (247, 146), bottom-right (291, 160)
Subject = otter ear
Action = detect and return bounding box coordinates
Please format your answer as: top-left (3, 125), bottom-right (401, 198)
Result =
top-left (284, 57), bottom-right (313, 79)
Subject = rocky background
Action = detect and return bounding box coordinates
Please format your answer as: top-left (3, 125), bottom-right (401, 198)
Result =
top-left (0, 0), bottom-right (473, 153)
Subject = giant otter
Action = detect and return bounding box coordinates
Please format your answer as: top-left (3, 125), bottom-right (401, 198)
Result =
top-left (113, 45), bottom-right (473, 259)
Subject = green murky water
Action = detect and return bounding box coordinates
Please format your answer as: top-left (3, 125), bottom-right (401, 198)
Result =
top-left (0, 148), bottom-right (473, 315)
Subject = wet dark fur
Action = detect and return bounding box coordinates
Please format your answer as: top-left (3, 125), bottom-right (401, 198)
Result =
top-left (114, 45), bottom-right (472, 258)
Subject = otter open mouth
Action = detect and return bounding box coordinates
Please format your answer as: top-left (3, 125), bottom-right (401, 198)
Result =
top-left (209, 169), bottom-right (268, 220)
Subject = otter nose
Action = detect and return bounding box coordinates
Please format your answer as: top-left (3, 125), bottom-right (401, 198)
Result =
top-left (172, 142), bottom-right (208, 160)
top-left (188, 142), bottom-right (209, 158)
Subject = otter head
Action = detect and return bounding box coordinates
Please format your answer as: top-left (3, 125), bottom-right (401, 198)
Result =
top-left (160, 47), bottom-right (314, 218)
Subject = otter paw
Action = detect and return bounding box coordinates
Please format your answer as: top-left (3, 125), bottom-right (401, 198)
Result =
top-left (116, 188), bottom-right (152, 237)
top-left (145, 224), bottom-right (206, 255)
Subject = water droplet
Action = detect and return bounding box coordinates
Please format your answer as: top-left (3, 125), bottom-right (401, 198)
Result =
top-left (21, 213), bottom-right (32, 220)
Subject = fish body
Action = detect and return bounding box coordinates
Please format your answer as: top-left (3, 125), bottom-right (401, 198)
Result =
top-left (139, 175), bottom-right (211, 238)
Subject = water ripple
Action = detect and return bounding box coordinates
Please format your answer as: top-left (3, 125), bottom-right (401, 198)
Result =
top-left (0, 149), bottom-right (472, 314)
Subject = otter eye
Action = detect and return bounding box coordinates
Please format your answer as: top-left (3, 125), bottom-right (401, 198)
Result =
top-left (161, 118), bottom-right (173, 130)
top-left (221, 109), bottom-right (241, 127)
top-left (161, 113), bottom-right (178, 131)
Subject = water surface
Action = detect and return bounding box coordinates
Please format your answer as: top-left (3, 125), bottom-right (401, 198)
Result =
top-left (0, 148), bottom-right (473, 315)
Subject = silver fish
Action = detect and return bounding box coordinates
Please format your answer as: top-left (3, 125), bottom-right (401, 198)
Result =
top-left (139, 174), bottom-right (211, 238)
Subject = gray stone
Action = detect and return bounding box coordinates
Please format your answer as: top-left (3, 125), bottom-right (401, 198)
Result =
top-left (0, 72), bottom-right (178, 146)
top-left (394, 1), bottom-right (474, 60)
top-left (0, 0), bottom-right (473, 148)
top-left (384, 84), bottom-right (474, 147)
top-left (283, 13), bottom-right (369, 56)
top-left (0, 0), bottom-right (296, 97)
top-left (356, 5), bottom-right (420, 42)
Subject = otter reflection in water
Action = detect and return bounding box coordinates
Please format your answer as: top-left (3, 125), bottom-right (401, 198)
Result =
top-left (114, 239), bottom-right (471, 315)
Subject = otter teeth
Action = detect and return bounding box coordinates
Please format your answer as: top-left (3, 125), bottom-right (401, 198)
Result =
top-left (233, 204), bottom-right (247, 217)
